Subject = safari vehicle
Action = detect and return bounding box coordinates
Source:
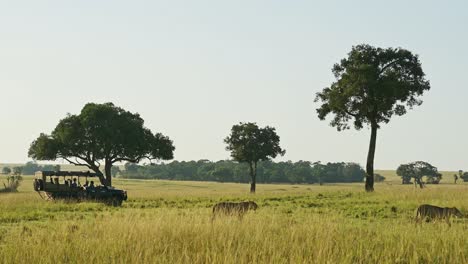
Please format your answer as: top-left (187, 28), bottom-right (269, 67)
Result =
top-left (33, 171), bottom-right (127, 206)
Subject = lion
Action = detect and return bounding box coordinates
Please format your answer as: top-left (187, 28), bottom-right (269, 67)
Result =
top-left (415, 204), bottom-right (463, 226)
top-left (212, 201), bottom-right (258, 221)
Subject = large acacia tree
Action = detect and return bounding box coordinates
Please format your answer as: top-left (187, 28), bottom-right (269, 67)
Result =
top-left (315, 44), bottom-right (430, 192)
top-left (224, 122), bottom-right (285, 193)
top-left (29, 102), bottom-right (175, 186)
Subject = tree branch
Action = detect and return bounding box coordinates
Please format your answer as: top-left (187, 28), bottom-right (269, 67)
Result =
top-left (112, 155), bottom-right (153, 164)
top-left (113, 158), bottom-right (138, 163)
top-left (62, 155), bottom-right (102, 174)
top-left (344, 109), bottom-right (357, 117)
top-left (64, 157), bottom-right (92, 169)
top-left (379, 59), bottom-right (403, 76)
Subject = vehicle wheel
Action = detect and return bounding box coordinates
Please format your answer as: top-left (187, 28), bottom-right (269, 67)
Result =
top-left (110, 198), bottom-right (123, 207)
top-left (33, 180), bottom-right (38, 191)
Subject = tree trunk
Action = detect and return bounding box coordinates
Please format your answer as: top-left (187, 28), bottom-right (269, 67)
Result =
top-left (87, 164), bottom-right (107, 187)
top-left (104, 162), bottom-right (112, 186)
top-left (416, 177), bottom-right (424, 189)
top-left (365, 123), bottom-right (378, 192)
top-left (249, 162), bottom-right (256, 193)
top-left (96, 175), bottom-right (107, 186)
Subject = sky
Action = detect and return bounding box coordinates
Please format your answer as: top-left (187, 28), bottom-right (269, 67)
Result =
top-left (0, 0), bottom-right (467, 170)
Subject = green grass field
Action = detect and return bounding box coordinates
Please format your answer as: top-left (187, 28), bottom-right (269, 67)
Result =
top-left (0, 174), bottom-right (467, 263)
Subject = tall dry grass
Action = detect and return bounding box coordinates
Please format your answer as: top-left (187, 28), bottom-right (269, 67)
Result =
top-left (0, 177), bottom-right (467, 263)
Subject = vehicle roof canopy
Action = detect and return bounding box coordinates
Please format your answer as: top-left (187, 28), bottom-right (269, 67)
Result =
top-left (39, 171), bottom-right (102, 177)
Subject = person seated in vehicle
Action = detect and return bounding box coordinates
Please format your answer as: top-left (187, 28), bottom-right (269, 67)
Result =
top-left (54, 178), bottom-right (59, 185)
top-left (71, 178), bottom-right (78, 188)
top-left (87, 181), bottom-right (95, 191)
top-left (50, 177), bottom-right (54, 184)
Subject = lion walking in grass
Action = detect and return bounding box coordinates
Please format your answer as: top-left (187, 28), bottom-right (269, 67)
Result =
top-left (415, 204), bottom-right (463, 226)
top-left (212, 201), bottom-right (258, 221)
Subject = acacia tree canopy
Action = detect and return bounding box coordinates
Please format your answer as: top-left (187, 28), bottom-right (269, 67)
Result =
top-left (2, 167), bottom-right (11, 175)
top-left (28, 102), bottom-right (175, 186)
top-left (12, 166), bottom-right (23, 176)
top-left (396, 161), bottom-right (441, 188)
top-left (224, 122), bottom-right (285, 193)
top-left (315, 44), bottom-right (430, 192)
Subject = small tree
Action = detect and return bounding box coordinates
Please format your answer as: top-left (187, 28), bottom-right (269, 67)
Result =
top-left (374, 173), bottom-right (386, 182)
top-left (3, 175), bottom-right (23, 192)
top-left (22, 161), bottom-right (41, 175)
top-left (12, 166), bottom-right (23, 176)
top-left (28, 102), bottom-right (175, 186)
top-left (399, 166), bottom-right (413, 185)
top-left (111, 166), bottom-right (121, 178)
top-left (454, 170), bottom-right (463, 184)
top-left (315, 44), bottom-right (430, 192)
top-left (311, 162), bottom-right (326, 185)
top-left (224, 122), bottom-right (285, 193)
top-left (2, 167), bottom-right (23, 192)
top-left (2, 167), bottom-right (11, 175)
top-left (396, 161), bottom-right (441, 188)
top-left (461, 171), bottom-right (468, 182)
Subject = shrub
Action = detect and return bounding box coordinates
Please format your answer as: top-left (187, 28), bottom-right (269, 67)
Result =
top-left (1, 175), bottom-right (23, 192)
top-left (374, 174), bottom-right (386, 182)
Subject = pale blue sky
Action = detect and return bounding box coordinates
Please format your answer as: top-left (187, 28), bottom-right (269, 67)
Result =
top-left (0, 0), bottom-right (467, 170)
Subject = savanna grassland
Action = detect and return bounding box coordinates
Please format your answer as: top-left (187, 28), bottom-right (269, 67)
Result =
top-left (0, 172), bottom-right (467, 264)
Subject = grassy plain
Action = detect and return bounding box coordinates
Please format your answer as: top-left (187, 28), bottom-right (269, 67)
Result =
top-left (0, 173), bottom-right (467, 263)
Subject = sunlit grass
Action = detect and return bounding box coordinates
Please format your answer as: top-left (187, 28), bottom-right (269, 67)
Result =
top-left (0, 177), bottom-right (467, 263)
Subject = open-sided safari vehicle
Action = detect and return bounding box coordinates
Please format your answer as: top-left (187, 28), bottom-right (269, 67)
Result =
top-left (34, 171), bottom-right (127, 206)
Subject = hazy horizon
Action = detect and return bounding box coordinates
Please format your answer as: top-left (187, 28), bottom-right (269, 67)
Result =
top-left (1, 1), bottom-right (467, 171)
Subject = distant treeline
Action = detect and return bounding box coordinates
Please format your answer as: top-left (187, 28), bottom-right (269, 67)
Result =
top-left (121, 160), bottom-right (370, 184)
top-left (1, 162), bottom-right (60, 176)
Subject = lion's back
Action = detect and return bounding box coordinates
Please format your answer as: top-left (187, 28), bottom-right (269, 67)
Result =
top-left (213, 202), bottom-right (239, 213)
top-left (212, 201), bottom-right (257, 215)
top-left (417, 204), bottom-right (445, 218)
